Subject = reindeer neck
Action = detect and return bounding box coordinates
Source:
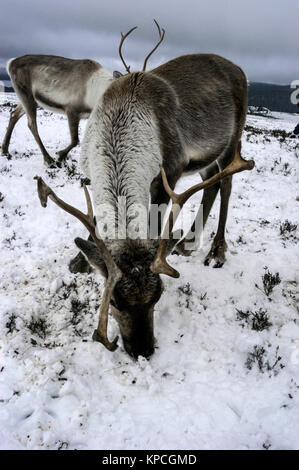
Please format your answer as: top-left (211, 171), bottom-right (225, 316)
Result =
top-left (82, 99), bottom-right (162, 240)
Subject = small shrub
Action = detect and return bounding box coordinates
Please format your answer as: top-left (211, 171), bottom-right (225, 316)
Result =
top-left (236, 235), bottom-right (246, 245)
top-left (282, 163), bottom-right (291, 176)
top-left (262, 268), bottom-right (281, 297)
top-left (236, 308), bottom-right (272, 331)
top-left (70, 298), bottom-right (88, 326)
top-left (57, 441), bottom-right (69, 450)
top-left (0, 165), bottom-right (11, 174)
top-left (58, 280), bottom-right (79, 300)
top-left (14, 206), bottom-right (25, 217)
top-left (51, 158), bottom-right (84, 182)
top-left (178, 283), bottom-right (192, 309)
top-left (246, 345), bottom-right (284, 376)
top-left (6, 313), bottom-right (17, 333)
top-left (178, 283), bottom-right (192, 296)
top-left (262, 441), bottom-right (271, 450)
top-left (27, 317), bottom-right (48, 339)
top-left (3, 231), bottom-right (16, 248)
top-left (246, 345), bottom-right (266, 372)
top-left (280, 220), bottom-right (297, 240)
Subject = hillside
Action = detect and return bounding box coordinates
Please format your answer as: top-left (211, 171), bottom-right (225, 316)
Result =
top-left (248, 82), bottom-right (298, 113)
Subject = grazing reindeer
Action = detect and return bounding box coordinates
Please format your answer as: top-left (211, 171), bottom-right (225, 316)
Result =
top-left (35, 22), bottom-right (254, 358)
top-left (1, 55), bottom-right (113, 165)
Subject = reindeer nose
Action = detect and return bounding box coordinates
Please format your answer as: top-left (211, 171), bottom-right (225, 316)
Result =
top-left (132, 346), bottom-right (155, 360)
top-left (124, 340), bottom-right (155, 359)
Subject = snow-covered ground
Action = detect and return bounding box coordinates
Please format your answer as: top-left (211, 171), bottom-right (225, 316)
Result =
top-left (0, 93), bottom-right (298, 450)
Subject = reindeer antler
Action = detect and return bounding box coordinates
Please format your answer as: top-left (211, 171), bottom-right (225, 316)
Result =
top-left (150, 149), bottom-right (255, 278)
top-left (34, 176), bottom-right (122, 351)
top-left (142, 20), bottom-right (165, 72)
top-left (119, 26), bottom-right (138, 73)
top-left (118, 21), bottom-right (165, 74)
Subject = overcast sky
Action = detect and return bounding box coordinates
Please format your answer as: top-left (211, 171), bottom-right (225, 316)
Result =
top-left (1, 0), bottom-right (298, 84)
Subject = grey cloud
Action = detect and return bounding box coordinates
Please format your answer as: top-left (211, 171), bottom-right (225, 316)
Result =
top-left (0, 0), bottom-right (298, 83)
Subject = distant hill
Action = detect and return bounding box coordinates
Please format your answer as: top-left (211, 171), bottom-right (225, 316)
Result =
top-left (2, 82), bottom-right (14, 92)
top-left (0, 66), bottom-right (13, 92)
top-left (0, 66), bottom-right (298, 113)
top-left (0, 66), bottom-right (9, 81)
top-left (248, 82), bottom-right (298, 113)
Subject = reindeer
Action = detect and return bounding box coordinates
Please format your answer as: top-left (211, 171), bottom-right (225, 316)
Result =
top-left (1, 55), bottom-right (113, 165)
top-left (35, 22), bottom-right (254, 358)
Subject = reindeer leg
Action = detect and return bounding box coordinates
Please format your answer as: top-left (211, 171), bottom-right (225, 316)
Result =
top-left (204, 175), bottom-right (231, 267)
top-left (1, 104), bottom-right (25, 156)
top-left (57, 111), bottom-right (79, 162)
top-left (16, 89), bottom-right (55, 165)
top-left (174, 162), bottom-right (221, 256)
top-left (204, 143), bottom-right (237, 267)
top-left (175, 145), bottom-right (242, 266)
top-left (28, 111), bottom-right (55, 166)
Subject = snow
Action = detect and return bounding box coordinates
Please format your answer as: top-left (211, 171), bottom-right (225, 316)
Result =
top-left (0, 93), bottom-right (298, 450)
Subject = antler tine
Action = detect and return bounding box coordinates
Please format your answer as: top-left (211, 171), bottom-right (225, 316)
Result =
top-left (142, 19), bottom-right (165, 72)
top-left (153, 19), bottom-right (162, 36)
top-left (92, 276), bottom-right (120, 351)
top-left (150, 149), bottom-right (255, 278)
top-left (34, 176), bottom-right (122, 351)
top-left (83, 183), bottom-right (93, 221)
top-left (119, 26), bottom-right (138, 73)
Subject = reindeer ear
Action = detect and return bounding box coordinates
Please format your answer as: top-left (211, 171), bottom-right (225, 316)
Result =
top-left (113, 70), bottom-right (123, 79)
top-left (74, 238), bottom-right (108, 277)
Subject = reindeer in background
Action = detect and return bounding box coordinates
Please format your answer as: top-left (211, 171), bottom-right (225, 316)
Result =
top-left (1, 55), bottom-right (113, 165)
top-left (35, 21), bottom-right (254, 358)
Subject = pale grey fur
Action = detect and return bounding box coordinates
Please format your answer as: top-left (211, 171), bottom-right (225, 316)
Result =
top-left (81, 95), bottom-right (161, 239)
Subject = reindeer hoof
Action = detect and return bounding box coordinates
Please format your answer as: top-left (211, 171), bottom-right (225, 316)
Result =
top-left (213, 260), bottom-right (224, 268)
top-left (204, 255), bottom-right (225, 268)
top-left (204, 239), bottom-right (227, 268)
top-left (44, 156), bottom-right (55, 166)
top-left (57, 151), bottom-right (68, 163)
top-left (1, 148), bottom-right (10, 157)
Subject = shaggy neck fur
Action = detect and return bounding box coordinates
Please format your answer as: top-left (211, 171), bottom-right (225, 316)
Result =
top-left (81, 75), bottom-right (162, 240)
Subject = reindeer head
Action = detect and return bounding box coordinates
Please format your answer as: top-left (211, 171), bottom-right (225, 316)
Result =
top-left (34, 176), bottom-right (166, 358)
top-left (75, 237), bottom-right (163, 358)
